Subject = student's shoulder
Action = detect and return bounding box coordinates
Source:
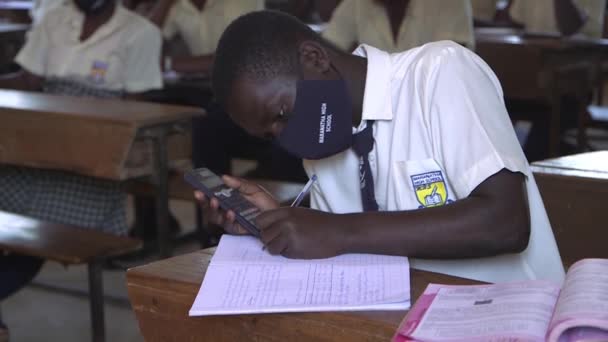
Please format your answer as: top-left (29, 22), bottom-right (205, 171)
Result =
top-left (118, 6), bottom-right (162, 41)
top-left (35, 2), bottom-right (74, 28)
top-left (393, 41), bottom-right (480, 79)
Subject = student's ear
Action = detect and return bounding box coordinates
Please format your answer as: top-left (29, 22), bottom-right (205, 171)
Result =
top-left (297, 40), bottom-right (332, 78)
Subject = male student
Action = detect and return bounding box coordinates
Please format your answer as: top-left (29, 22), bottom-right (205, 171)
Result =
top-left (322, 0), bottom-right (475, 52)
top-left (0, 0), bottom-right (161, 338)
top-left (147, 0), bottom-right (264, 73)
top-left (197, 10), bottom-right (566, 285)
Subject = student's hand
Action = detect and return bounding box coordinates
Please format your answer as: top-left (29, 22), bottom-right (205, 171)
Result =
top-left (194, 175), bottom-right (280, 235)
top-left (256, 207), bottom-right (343, 259)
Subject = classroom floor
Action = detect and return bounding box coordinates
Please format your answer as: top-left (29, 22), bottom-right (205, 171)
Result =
top-left (1, 197), bottom-right (200, 342)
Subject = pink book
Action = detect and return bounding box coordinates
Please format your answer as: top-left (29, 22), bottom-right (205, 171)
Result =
top-left (393, 259), bottom-right (608, 342)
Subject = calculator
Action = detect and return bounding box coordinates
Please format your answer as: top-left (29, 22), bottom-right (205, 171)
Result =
top-left (184, 168), bottom-right (261, 237)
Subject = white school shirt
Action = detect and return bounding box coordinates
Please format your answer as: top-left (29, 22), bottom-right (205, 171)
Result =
top-left (303, 43), bottom-right (565, 284)
top-left (322, 0), bottom-right (475, 52)
top-left (16, 4), bottom-right (163, 93)
top-left (30, 0), bottom-right (67, 24)
top-left (510, 0), bottom-right (606, 38)
top-left (471, 0), bottom-right (497, 21)
top-left (163, 0), bottom-right (264, 56)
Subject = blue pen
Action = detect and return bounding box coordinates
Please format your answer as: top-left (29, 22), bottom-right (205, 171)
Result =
top-left (262, 175), bottom-right (317, 251)
top-left (291, 174), bottom-right (317, 207)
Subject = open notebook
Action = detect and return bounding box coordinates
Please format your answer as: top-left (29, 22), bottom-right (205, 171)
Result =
top-left (189, 235), bottom-right (411, 316)
top-left (393, 259), bottom-right (608, 342)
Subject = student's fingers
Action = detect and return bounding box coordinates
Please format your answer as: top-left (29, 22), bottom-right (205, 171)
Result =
top-left (256, 208), bottom-right (291, 230)
top-left (194, 191), bottom-right (208, 207)
top-left (264, 231), bottom-right (289, 255)
top-left (260, 223), bottom-right (283, 246)
top-left (223, 210), bottom-right (249, 235)
top-left (222, 175), bottom-right (263, 196)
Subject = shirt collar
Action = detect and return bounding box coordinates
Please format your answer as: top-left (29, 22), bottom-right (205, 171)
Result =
top-left (68, 3), bottom-right (128, 45)
top-left (352, 44), bottom-right (394, 122)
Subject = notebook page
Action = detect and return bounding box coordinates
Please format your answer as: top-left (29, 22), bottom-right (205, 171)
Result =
top-left (189, 235), bottom-right (410, 316)
top-left (547, 259), bottom-right (608, 342)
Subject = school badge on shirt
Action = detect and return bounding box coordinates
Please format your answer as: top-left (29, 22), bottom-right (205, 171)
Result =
top-left (411, 171), bottom-right (452, 208)
top-left (89, 60), bottom-right (108, 84)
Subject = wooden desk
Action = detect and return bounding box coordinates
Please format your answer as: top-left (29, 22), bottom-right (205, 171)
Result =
top-left (475, 28), bottom-right (603, 156)
top-left (127, 249), bottom-right (481, 342)
top-left (532, 151), bottom-right (608, 268)
top-left (0, 89), bottom-right (205, 257)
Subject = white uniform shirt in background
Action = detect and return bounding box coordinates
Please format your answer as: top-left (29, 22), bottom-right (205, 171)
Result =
top-left (16, 3), bottom-right (163, 93)
top-left (510, 0), bottom-right (606, 38)
top-left (471, 0), bottom-right (498, 21)
top-left (163, 0), bottom-right (264, 56)
top-left (303, 43), bottom-right (565, 284)
top-left (30, 0), bottom-right (66, 24)
top-left (322, 0), bottom-right (475, 52)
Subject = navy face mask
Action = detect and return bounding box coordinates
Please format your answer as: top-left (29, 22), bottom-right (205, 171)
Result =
top-left (277, 79), bottom-right (354, 160)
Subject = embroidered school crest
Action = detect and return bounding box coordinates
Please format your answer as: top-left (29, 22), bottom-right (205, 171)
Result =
top-left (411, 171), bottom-right (449, 208)
top-left (89, 60), bottom-right (108, 84)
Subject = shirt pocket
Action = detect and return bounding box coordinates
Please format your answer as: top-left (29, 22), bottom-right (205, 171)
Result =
top-left (392, 158), bottom-right (456, 211)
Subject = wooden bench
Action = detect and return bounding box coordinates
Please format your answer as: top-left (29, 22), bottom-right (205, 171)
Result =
top-left (531, 151), bottom-right (608, 268)
top-left (0, 211), bottom-right (142, 342)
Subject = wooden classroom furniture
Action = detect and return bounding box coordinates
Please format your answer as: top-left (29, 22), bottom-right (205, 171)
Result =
top-left (532, 151), bottom-right (608, 268)
top-left (0, 89), bottom-right (204, 257)
top-left (127, 248), bottom-right (481, 342)
top-left (475, 28), bottom-right (605, 156)
top-left (0, 211), bottom-right (141, 342)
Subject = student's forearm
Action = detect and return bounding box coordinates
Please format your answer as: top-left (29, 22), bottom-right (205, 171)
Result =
top-left (554, 0), bottom-right (587, 36)
top-left (338, 192), bottom-right (529, 259)
top-left (171, 55), bottom-right (214, 74)
top-left (147, 0), bottom-right (176, 28)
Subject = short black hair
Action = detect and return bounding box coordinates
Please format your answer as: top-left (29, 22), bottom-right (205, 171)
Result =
top-left (212, 10), bottom-right (331, 107)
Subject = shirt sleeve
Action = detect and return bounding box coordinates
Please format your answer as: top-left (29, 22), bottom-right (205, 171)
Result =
top-left (436, 0), bottom-right (475, 49)
top-left (321, 0), bottom-right (358, 51)
top-left (124, 24), bottom-right (163, 93)
top-left (15, 14), bottom-right (50, 76)
top-left (509, 0), bottom-right (526, 26)
top-left (422, 42), bottom-right (529, 199)
top-left (162, 2), bottom-right (179, 40)
top-left (579, 0), bottom-right (607, 38)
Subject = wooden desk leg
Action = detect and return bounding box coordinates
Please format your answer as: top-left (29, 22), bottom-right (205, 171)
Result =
top-left (147, 127), bottom-right (172, 259)
top-left (87, 261), bottom-right (105, 342)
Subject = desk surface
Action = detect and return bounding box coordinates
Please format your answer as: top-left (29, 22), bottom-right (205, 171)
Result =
top-left (0, 89), bottom-right (201, 127)
top-left (127, 249), bottom-right (481, 342)
top-left (476, 27), bottom-right (608, 51)
top-left (0, 22), bottom-right (29, 33)
top-left (0, 1), bottom-right (33, 10)
top-left (0, 89), bottom-right (204, 179)
top-left (531, 151), bottom-right (608, 180)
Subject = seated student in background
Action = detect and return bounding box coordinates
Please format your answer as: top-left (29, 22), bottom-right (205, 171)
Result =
top-left (470, 0), bottom-right (498, 26)
top-left (509, 0), bottom-right (606, 37)
top-left (0, 0), bottom-right (161, 337)
top-left (504, 0), bottom-right (606, 160)
top-left (199, 10), bottom-right (566, 284)
top-left (146, 0), bottom-right (264, 74)
top-left (322, 0), bottom-right (475, 52)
